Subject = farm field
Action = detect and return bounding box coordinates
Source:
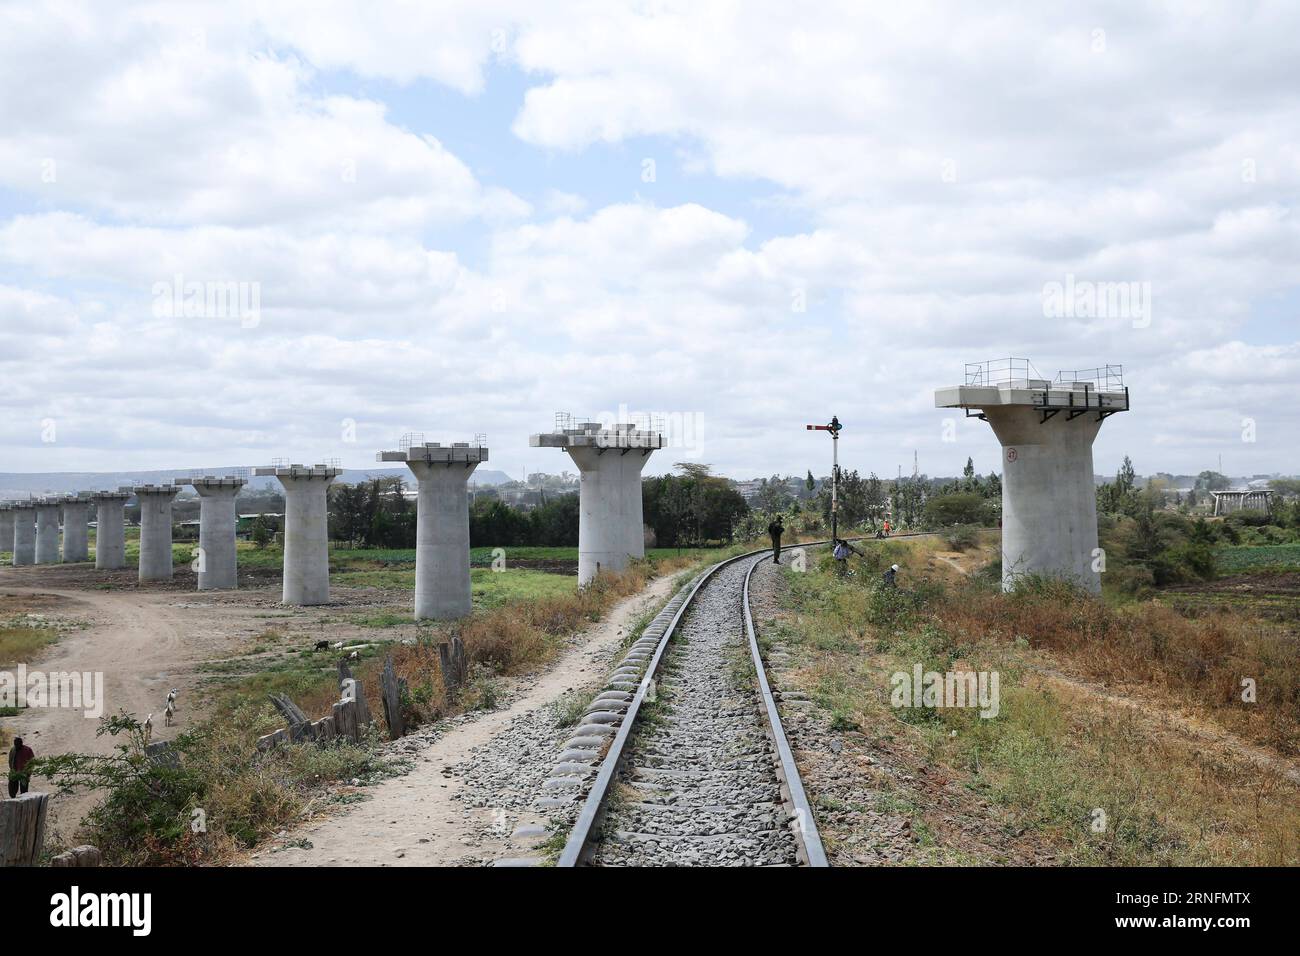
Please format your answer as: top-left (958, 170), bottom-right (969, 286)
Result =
top-left (1216, 543), bottom-right (1300, 573)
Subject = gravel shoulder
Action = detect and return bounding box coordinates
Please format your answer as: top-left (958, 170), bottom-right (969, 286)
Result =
top-left (251, 573), bottom-right (679, 867)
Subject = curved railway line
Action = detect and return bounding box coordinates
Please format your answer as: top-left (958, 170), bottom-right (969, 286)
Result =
top-left (553, 533), bottom-right (937, 867)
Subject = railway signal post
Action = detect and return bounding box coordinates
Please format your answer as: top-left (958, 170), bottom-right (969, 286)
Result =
top-left (806, 416), bottom-right (843, 540)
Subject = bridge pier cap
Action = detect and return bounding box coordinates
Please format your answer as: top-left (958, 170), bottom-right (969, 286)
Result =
top-left (378, 438), bottom-right (488, 621)
top-left (530, 417), bottom-right (664, 587)
top-left (935, 359), bottom-right (1131, 594)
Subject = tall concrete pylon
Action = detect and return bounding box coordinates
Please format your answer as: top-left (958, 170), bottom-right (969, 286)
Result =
top-left (34, 499), bottom-right (62, 564)
top-left (0, 504), bottom-right (14, 559)
top-left (91, 490), bottom-right (131, 570)
top-left (253, 463), bottom-right (342, 605)
top-left (188, 475), bottom-right (247, 590)
top-left (935, 360), bottom-right (1130, 593)
top-left (530, 419), bottom-right (664, 586)
top-left (132, 484), bottom-right (181, 582)
top-left (378, 439), bottom-right (487, 620)
top-left (61, 495), bottom-right (93, 563)
top-left (10, 501), bottom-right (36, 566)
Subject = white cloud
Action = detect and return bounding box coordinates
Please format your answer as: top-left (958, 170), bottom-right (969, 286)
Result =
top-left (0, 1), bottom-right (1298, 479)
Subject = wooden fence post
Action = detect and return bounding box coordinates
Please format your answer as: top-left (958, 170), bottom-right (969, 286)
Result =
top-left (381, 655), bottom-right (405, 740)
top-left (438, 636), bottom-right (468, 698)
top-left (0, 793), bottom-right (49, 867)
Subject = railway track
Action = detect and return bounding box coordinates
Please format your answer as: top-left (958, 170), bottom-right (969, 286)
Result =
top-left (556, 541), bottom-right (836, 867)
top-left (548, 532), bottom-right (941, 866)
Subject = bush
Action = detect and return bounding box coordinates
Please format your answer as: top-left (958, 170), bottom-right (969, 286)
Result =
top-left (923, 492), bottom-right (994, 528)
top-left (1150, 542), bottom-right (1217, 585)
top-left (1106, 564), bottom-right (1156, 599)
top-left (944, 525), bottom-right (980, 551)
top-left (33, 709), bottom-right (390, 865)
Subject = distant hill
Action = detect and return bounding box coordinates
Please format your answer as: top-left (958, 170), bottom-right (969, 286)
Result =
top-left (0, 467), bottom-right (515, 498)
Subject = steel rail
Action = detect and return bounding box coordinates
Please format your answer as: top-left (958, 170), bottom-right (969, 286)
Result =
top-left (557, 531), bottom-right (940, 867)
top-left (742, 551), bottom-right (828, 866)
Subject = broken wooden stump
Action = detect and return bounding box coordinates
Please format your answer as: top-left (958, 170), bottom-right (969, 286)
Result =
top-left (256, 728), bottom-right (289, 752)
top-left (312, 715), bottom-right (336, 742)
top-left (270, 692), bottom-right (311, 729)
top-left (145, 741), bottom-right (180, 768)
top-left (0, 792), bottom-right (49, 867)
top-left (438, 635), bottom-right (468, 697)
top-left (49, 844), bottom-right (101, 868)
top-left (341, 678), bottom-right (373, 730)
top-left (332, 698), bottom-right (357, 742)
top-left (380, 655), bottom-right (405, 740)
top-left (258, 679), bottom-right (373, 753)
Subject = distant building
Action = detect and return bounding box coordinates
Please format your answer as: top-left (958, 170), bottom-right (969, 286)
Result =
top-left (1210, 490), bottom-right (1273, 516)
top-left (236, 512), bottom-right (283, 535)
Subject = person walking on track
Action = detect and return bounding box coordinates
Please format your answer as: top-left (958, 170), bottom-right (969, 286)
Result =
top-left (768, 516), bottom-right (784, 564)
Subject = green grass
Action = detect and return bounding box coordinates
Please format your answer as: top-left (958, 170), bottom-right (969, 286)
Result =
top-left (236, 542), bottom-right (715, 570)
top-left (470, 568), bottom-right (577, 606)
top-left (1215, 543), bottom-right (1300, 573)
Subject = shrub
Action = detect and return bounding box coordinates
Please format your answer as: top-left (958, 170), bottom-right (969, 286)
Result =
top-left (923, 493), bottom-right (994, 528)
top-left (33, 708), bottom-right (389, 865)
top-left (944, 525), bottom-right (980, 551)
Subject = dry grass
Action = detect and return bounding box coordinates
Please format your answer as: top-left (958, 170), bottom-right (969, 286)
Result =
top-left (290, 558), bottom-right (703, 729)
top-left (0, 624), bottom-right (62, 666)
top-left (934, 577), bottom-right (1300, 756)
top-left (778, 537), bottom-right (1300, 865)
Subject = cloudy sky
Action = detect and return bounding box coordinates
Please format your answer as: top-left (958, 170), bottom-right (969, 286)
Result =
top-left (1, 1), bottom-right (1297, 482)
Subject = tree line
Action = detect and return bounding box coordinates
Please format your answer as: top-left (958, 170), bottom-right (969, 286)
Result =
top-left (319, 468), bottom-right (752, 549)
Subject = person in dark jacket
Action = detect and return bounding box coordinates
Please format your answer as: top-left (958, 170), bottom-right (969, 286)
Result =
top-left (768, 516), bottom-right (784, 564)
top-left (882, 563), bottom-right (899, 588)
top-left (8, 737), bottom-right (34, 798)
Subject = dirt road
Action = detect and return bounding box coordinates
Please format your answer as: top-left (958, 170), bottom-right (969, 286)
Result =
top-left (0, 565), bottom-right (295, 838)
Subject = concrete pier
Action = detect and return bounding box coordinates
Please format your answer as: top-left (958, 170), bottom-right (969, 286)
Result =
top-left (34, 499), bottom-right (61, 564)
top-left (378, 441), bottom-right (487, 620)
top-left (188, 475), bottom-right (247, 590)
top-left (91, 491), bottom-right (131, 569)
top-left (936, 361), bottom-right (1130, 593)
top-left (253, 463), bottom-right (342, 605)
top-left (133, 484), bottom-right (181, 582)
top-left (0, 504), bottom-right (14, 558)
top-left (61, 495), bottom-right (92, 563)
top-left (531, 420), bottom-right (663, 586)
top-left (10, 502), bottom-right (36, 566)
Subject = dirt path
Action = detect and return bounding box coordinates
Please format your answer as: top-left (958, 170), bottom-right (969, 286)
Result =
top-left (1033, 667), bottom-right (1300, 786)
top-left (252, 573), bottom-right (680, 867)
top-left (0, 566), bottom-right (289, 837)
